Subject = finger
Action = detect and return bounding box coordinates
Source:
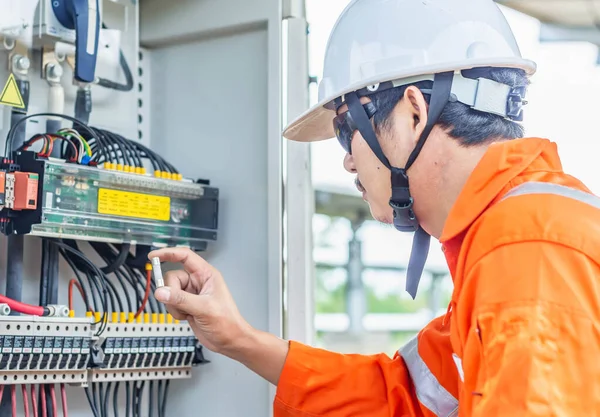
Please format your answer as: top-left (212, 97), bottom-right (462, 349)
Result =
top-left (163, 270), bottom-right (200, 294)
top-left (154, 273), bottom-right (188, 319)
top-left (148, 247), bottom-right (213, 283)
top-left (164, 305), bottom-right (188, 321)
top-left (153, 286), bottom-right (207, 318)
top-left (154, 285), bottom-right (192, 321)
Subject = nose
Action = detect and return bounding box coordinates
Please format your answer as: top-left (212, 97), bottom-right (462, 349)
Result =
top-left (343, 153), bottom-right (356, 173)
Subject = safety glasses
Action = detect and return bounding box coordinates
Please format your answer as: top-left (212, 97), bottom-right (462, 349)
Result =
top-left (332, 101), bottom-right (377, 154)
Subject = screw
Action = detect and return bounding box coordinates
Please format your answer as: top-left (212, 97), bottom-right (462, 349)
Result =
top-left (47, 63), bottom-right (63, 79)
top-left (13, 55), bottom-right (30, 71)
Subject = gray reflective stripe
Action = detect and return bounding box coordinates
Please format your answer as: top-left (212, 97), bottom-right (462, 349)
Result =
top-left (501, 181), bottom-right (600, 208)
top-left (399, 336), bottom-right (459, 417)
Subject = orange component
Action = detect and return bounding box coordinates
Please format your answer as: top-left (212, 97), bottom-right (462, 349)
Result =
top-left (274, 138), bottom-right (600, 417)
top-left (13, 172), bottom-right (38, 210)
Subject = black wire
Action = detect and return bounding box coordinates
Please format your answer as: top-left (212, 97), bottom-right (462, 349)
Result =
top-left (136, 381), bottom-right (145, 417)
top-left (125, 382), bottom-right (131, 417)
top-left (109, 131), bottom-right (136, 167)
top-left (121, 131), bottom-right (143, 167)
top-left (97, 48), bottom-right (134, 92)
top-left (134, 142), bottom-right (168, 172)
top-left (94, 129), bottom-right (122, 165)
top-left (59, 247), bottom-right (101, 313)
top-left (161, 380), bottom-right (170, 417)
top-left (62, 249), bottom-right (93, 312)
top-left (101, 271), bottom-right (118, 313)
top-left (102, 243), bottom-right (131, 275)
top-left (103, 130), bottom-right (126, 166)
top-left (157, 380), bottom-right (163, 417)
top-left (85, 270), bottom-right (105, 316)
top-left (92, 383), bottom-right (100, 417)
top-left (87, 128), bottom-right (110, 162)
top-left (113, 382), bottom-right (120, 417)
top-left (50, 240), bottom-right (109, 335)
top-left (101, 270), bottom-right (125, 312)
top-left (115, 266), bottom-right (143, 314)
top-left (148, 381), bottom-right (154, 417)
top-left (99, 383), bottom-right (106, 417)
top-left (114, 268), bottom-right (136, 313)
top-left (90, 242), bottom-right (134, 313)
top-left (85, 387), bottom-right (101, 417)
top-left (104, 382), bottom-right (112, 417)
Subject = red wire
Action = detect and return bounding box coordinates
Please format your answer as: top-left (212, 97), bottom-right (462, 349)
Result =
top-left (49, 385), bottom-right (57, 417)
top-left (31, 385), bottom-right (38, 417)
top-left (11, 385), bottom-right (16, 417)
top-left (68, 279), bottom-right (92, 314)
top-left (0, 386), bottom-right (3, 406)
top-left (41, 386), bottom-right (47, 417)
top-left (0, 295), bottom-right (45, 316)
top-left (68, 280), bottom-right (74, 312)
top-left (134, 268), bottom-right (152, 319)
top-left (60, 385), bottom-right (67, 417)
top-left (22, 384), bottom-right (30, 417)
top-left (47, 135), bottom-right (78, 162)
top-left (21, 135), bottom-right (50, 157)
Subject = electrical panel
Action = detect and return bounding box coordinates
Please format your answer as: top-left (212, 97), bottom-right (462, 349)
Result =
top-left (0, 0), bottom-right (286, 414)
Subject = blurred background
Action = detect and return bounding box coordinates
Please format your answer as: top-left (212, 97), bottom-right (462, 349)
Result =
top-left (306, 0), bottom-right (600, 356)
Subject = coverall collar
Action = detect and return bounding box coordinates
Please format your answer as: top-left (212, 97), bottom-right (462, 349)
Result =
top-left (440, 137), bottom-right (560, 243)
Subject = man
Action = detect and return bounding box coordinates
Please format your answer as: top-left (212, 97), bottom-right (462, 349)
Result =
top-left (150, 0), bottom-right (600, 415)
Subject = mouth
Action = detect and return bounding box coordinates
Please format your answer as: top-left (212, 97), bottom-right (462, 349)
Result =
top-left (355, 177), bottom-right (366, 194)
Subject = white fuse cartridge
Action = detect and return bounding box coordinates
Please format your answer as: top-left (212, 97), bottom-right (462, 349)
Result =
top-left (151, 257), bottom-right (165, 288)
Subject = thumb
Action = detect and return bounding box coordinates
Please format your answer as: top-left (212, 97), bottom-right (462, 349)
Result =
top-left (155, 287), bottom-right (201, 315)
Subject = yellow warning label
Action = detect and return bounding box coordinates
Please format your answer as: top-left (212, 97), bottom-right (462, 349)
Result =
top-left (97, 188), bottom-right (171, 221)
top-left (0, 73), bottom-right (25, 109)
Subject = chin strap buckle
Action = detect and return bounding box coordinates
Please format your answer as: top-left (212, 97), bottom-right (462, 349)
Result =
top-left (389, 168), bottom-right (419, 232)
top-left (390, 197), bottom-right (419, 232)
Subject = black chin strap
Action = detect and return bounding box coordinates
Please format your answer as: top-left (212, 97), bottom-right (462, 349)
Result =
top-left (346, 72), bottom-right (454, 299)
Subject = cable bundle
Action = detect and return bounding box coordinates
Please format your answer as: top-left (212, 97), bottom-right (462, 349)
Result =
top-left (5, 113), bottom-right (180, 177)
top-left (81, 127), bottom-right (179, 175)
top-left (58, 239), bottom-right (167, 329)
top-left (85, 379), bottom-right (170, 417)
top-left (0, 384), bottom-right (67, 417)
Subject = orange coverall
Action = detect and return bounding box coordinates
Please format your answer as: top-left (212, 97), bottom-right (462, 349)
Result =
top-left (274, 137), bottom-right (600, 416)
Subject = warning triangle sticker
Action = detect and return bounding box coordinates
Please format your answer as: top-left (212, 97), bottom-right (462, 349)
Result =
top-left (0, 73), bottom-right (25, 109)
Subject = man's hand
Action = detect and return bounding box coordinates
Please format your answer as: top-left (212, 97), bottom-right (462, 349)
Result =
top-left (148, 247), bottom-right (289, 385)
top-left (149, 247), bottom-right (252, 355)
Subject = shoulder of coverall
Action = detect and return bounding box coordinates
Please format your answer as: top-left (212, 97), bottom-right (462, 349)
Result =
top-left (443, 137), bottom-right (600, 309)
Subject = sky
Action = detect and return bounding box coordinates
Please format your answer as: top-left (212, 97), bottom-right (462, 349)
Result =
top-left (306, 1), bottom-right (600, 298)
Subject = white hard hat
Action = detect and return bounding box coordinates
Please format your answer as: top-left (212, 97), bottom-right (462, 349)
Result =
top-left (283, 0), bottom-right (537, 142)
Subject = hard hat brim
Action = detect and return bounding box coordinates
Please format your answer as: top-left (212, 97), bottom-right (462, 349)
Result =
top-left (283, 58), bottom-right (537, 143)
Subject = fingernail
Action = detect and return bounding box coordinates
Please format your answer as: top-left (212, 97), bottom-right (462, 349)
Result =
top-left (155, 287), bottom-right (171, 302)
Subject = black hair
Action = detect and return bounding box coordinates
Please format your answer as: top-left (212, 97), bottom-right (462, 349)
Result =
top-left (368, 67), bottom-right (530, 146)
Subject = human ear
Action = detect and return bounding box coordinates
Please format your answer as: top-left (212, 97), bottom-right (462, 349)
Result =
top-left (404, 86), bottom-right (428, 141)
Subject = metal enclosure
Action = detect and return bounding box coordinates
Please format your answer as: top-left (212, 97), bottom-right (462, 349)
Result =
top-left (0, 0), bottom-right (312, 416)
top-left (140, 0), bottom-right (285, 414)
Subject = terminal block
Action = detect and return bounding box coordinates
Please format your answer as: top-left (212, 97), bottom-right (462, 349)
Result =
top-left (90, 322), bottom-right (199, 382)
top-left (0, 316), bottom-right (94, 385)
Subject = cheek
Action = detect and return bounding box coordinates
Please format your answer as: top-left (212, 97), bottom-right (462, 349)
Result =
top-left (353, 142), bottom-right (391, 197)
